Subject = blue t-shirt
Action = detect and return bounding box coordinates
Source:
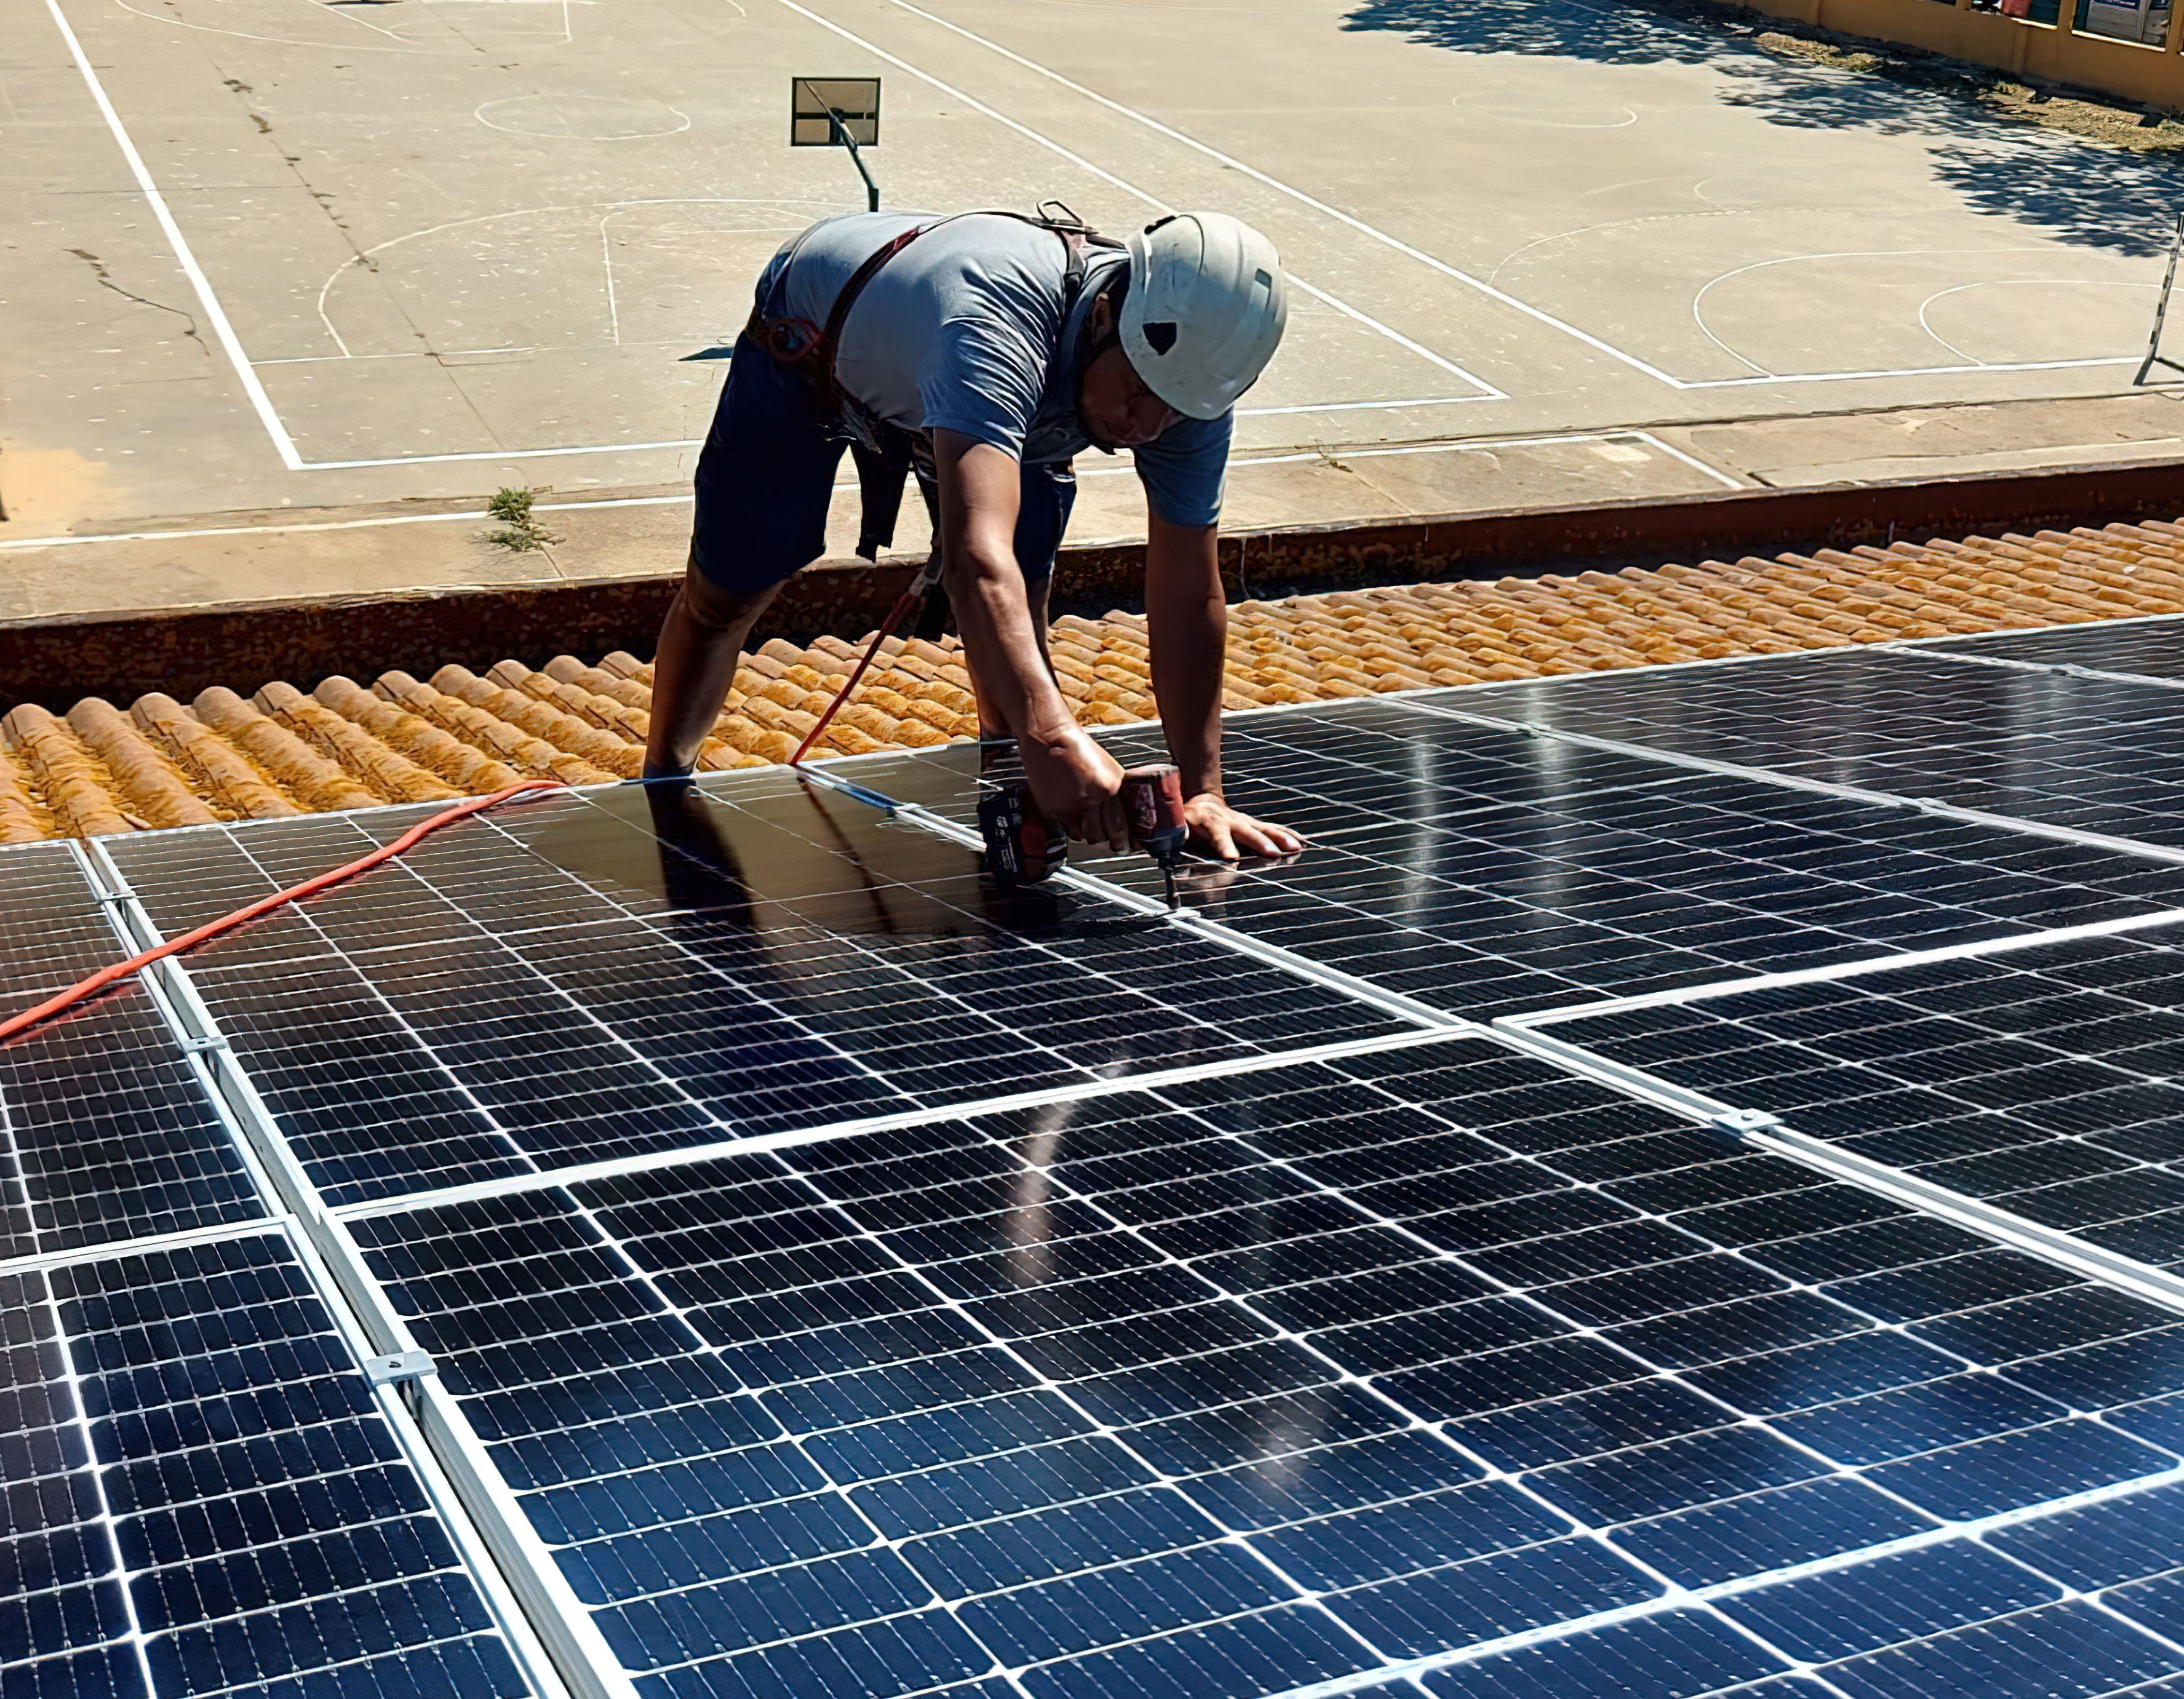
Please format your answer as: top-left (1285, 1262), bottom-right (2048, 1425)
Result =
top-left (760, 212), bottom-right (1231, 528)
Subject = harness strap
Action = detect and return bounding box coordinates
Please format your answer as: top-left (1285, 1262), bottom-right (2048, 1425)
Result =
top-left (807, 223), bottom-right (927, 415)
top-left (743, 209), bottom-right (1114, 562)
top-left (751, 209), bottom-right (1112, 413)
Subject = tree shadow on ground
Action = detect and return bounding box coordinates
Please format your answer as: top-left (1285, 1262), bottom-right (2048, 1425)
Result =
top-left (1344, 0), bottom-right (2184, 255)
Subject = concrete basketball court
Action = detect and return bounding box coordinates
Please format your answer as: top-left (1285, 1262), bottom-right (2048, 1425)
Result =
top-left (7, 0), bottom-right (2184, 612)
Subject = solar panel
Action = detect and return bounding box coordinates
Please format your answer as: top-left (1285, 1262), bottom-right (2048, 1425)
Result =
top-left (336, 1036), bottom-right (2184, 1699)
top-left (102, 774), bottom-right (1406, 1209)
top-left (839, 701), bottom-right (2184, 1019)
top-left (1937, 614), bottom-right (2184, 682)
top-left (1526, 928), bottom-right (2184, 1278)
top-left (0, 842), bottom-right (264, 1259)
top-left (1, 1228), bottom-right (536, 1698)
top-left (1465, 646), bottom-right (2184, 850)
top-left (31, 615), bottom-right (2184, 1699)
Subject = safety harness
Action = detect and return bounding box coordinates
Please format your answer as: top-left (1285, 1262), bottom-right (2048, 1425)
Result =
top-left (744, 205), bottom-right (1122, 562)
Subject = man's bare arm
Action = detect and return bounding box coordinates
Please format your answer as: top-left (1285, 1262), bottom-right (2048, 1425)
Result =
top-left (1145, 512), bottom-right (1304, 860)
top-left (935, 429), bottom-right (1128, 849)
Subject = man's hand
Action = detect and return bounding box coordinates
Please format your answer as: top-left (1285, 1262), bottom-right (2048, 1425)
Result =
top-left (1184, 792), bottom-right (1305, 861)
top-left (1021, 724), bottom-right (1131, 851)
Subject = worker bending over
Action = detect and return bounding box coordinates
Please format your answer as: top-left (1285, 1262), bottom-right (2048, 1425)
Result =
top-left (642, 206), bottom-right (1304, 861)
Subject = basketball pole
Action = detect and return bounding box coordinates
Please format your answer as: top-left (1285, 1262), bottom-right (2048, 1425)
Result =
top-left (2134, 208), bottom-right (2184, 385)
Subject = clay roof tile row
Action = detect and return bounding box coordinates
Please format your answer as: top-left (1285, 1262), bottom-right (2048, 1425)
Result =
top-left (4, 520), bottom-right (2178, 840)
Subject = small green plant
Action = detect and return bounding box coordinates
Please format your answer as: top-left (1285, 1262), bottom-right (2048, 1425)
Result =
top-left (484, 486), bottom-right (562, 552)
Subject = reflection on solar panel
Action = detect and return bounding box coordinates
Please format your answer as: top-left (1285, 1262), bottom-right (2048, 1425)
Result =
top-left (1475, 646), bottom-right (2184, 849)
top-left (103, 775), bottom-right (1403, 1207)
top-left (1533, 929), bottom-right (2184, 1274)
top-left (1, 1230), bottom-right (534, 1698)
top-left (1942, 614), bottom-right (2184, 681)
top-left (26, 615), bottom-right (2184, 1699)
top-left (857, 702), bottom-right (2184, 1019)
top-left (341, 1040), bottom-right (2184, 1698)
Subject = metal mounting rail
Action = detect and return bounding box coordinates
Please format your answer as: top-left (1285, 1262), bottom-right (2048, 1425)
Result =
top-left (77, 838), bottom-right (625, 1699)
top-left (1927, 643), bottom-right (2184, 697)
top-left (330, 1025), bottom-right (1467, 1221)
top-left (1393, 692), bottom-right (2184, 869)
top-left (1499, 901), bottom-right (2184, 1029)
top-left (1491, 1019), bottom-right (2184, 1320)
top-left (803, 770), bottom-right (1469, 1034)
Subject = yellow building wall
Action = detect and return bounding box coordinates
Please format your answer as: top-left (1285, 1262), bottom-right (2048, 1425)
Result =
top-left (1719, 0), bottom-right (2184, 108)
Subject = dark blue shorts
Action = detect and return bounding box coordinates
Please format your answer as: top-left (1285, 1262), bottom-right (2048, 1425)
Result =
top-left (689, 335), bottom-right (1078, 596)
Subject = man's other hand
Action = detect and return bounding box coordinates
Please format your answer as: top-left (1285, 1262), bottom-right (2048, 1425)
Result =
top-left (1184, 793), bottom-right (1305, 861)
top-left (1021, 725), bottom-right (1131, 851)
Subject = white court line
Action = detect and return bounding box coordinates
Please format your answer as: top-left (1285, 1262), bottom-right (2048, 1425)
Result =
top-left (276, 392), bottom-right (1499, 471)
top-left (44, 0), bottom-right (305, 471)
top-left (0, 428), bottom-right (1739, 550)
top-left (1915, 279), bottom-right (2155, 370)
top-left (43, 0), bottom-right (1496, 477)
top-left (872, 0), bottom-right (1685, 387)
top-left (1689, 355), bottom-right (2137, 388)
top-left (1691, 247), bottom-right (2154, 381)
top-left (869, 0), bottom-right (2159, 393)
top-left (760, 0), bottom-right (1499, 402)
top-left (1628, 428), bottom-right (1747, 490)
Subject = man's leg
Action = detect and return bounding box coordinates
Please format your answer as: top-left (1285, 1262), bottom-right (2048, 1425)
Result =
top-left (644, 558), bottom-right (783, 776)
top-left (645, 330), bottom-right (843, 776)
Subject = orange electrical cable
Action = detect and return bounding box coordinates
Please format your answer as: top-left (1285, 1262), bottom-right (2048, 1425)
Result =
top-left (790, 571), bottom-right (938, 768)
top-left (0, 778), bottom-right (566, 1045)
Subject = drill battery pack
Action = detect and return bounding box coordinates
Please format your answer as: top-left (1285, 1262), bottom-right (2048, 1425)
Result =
top-left (976, 783), bottom-right (1067, 886)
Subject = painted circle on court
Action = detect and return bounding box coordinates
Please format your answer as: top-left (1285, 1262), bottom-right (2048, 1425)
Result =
top-left (1453, 98), bottom-right (1639, 129)
top-left (476, 94), bottom-right (691, 140)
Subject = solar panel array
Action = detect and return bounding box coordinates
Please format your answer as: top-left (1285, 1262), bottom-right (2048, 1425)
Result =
top-left (1941, 613), bottom-right (2184, 681)
top-left (1474, 645), bottom-right (2184, 848)
top-left (18, 615), bottom-right (2184, 1699)
top-left (343, 1043), bottom-right (2184, 1699)
top-left (1532, 928), bottom-right (2184, 1273)
top-left (103, 776), bottom-right (1401, 1207)
top-left (855, 704), bottom-right (2184, 1019)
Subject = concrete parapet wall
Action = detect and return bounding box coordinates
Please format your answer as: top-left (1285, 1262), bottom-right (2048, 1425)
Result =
top-left (2, 458), bottom-right (2183, 712)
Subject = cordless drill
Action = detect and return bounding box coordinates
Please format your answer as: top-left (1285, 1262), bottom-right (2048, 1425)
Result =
top-left (978, 763), bottom-right (1187, 909)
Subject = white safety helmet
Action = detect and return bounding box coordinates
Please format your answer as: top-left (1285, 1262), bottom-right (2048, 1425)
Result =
top-left (1121, 213), bottom-right (1288, 420)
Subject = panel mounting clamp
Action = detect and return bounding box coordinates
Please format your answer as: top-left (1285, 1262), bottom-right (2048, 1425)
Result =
top-left (364, 1349), bottom-right (437, 1392)
top-left (1707, 1107), bottom-right (1783, 1144)
top-left (177, 1033), bottom-right (227, 1054)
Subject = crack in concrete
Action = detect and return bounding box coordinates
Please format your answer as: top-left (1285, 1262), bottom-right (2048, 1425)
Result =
top-left (64, 249), bottom-right (209, 357)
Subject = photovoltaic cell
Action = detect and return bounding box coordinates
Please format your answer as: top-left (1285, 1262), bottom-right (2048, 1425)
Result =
top-left (1536, 927), bottom-right (2184, 1280)
top-left (1472, 646), bottom-right (2184, 849)
top-left (104, 776), bottom-right (1403, 1208)
top-left (0, 1230), bottom-right (533, 1698)
top-left (845, 701), bottom-right (2184, 1019)
top-left (345, 1038), bottom-right (2184, 1699)
top-left (1938, 614), bottom-right (2184, 680)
